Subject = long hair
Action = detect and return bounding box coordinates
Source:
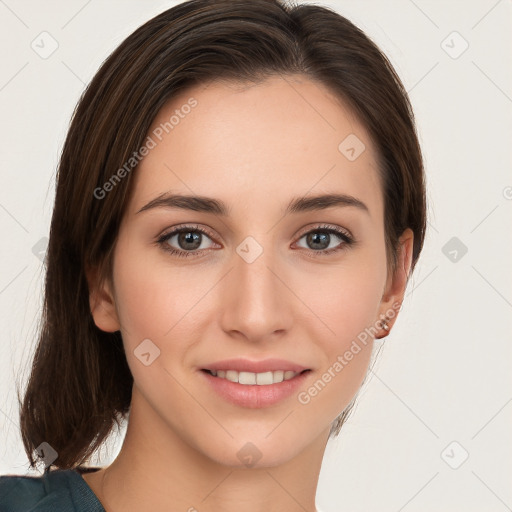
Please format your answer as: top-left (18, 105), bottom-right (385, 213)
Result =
top-left (18, 0), bottom-right (427, 470)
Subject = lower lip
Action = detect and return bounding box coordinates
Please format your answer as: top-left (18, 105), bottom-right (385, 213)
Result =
top-left (200, 370), bottom-right (312, 408)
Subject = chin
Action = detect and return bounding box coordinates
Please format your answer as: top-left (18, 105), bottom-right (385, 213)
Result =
top-left (191, 425), bottom-right (317, 470)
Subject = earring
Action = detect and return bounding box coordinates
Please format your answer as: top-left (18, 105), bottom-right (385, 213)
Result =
top-left (378, 315), bottom-right (390, 336)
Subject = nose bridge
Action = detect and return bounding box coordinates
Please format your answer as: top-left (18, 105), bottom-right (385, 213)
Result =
top-left (220, 234), bottom-right (290, 339)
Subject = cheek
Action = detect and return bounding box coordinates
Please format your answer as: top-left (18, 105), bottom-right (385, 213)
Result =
top-left (110, 251), bottom-right (206, 404)
top-left (299, 285), bottom-right (377, 413)
top-left (296, 258), bottom-right (385, 347)
top-left (111, 242), bottom-right (204, 343)
top-left (291, 255), bottom-right (385, 409)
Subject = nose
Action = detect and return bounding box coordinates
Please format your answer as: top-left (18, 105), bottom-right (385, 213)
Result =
top-left (219, 240), bottom-right (294, 343)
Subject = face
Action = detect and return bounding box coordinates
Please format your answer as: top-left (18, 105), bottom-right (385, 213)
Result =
top-left (90, 75), bottom-right (413, 468)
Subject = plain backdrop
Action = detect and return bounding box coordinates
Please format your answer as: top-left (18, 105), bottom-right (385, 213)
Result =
top-left (0, 1), bottom-right (511, 511)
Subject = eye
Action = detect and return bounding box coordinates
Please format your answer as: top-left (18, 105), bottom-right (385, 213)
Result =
top-left (295, 224), bottom-right (355, 256)
top-left (156, 224), bottom-right (217, 258)
top-left (156, 223), bottom-right (355, 259)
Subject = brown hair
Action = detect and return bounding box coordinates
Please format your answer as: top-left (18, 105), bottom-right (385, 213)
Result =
top-left (17, 0), bottom-right (427, 470)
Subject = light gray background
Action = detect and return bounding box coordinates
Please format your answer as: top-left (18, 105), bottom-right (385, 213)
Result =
top-left (1, 1), bottom-right (511, 510)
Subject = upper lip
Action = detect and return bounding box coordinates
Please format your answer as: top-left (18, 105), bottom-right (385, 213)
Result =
top-left (201, 358), bottom-right (309, 373)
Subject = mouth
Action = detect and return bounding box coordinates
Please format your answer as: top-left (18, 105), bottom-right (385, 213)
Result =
top-left (201, 368), bottom-right (311, 386)
top-left (200, 367), bottom-right (312, 408)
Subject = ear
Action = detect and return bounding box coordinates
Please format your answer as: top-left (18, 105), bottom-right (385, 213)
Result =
top-left (85, 264), bottom-right (121, 333)
top-left (376, 228), bottom-right (414, 336)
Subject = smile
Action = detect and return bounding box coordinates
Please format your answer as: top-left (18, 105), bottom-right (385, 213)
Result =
top-left (203, 369), bottom-right (308, 386)
top-left (200, 368), bottom-right (312, 408)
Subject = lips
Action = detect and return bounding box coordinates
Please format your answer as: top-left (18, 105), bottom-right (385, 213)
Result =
top-left (200, 367), bottom-right (311, 408)
top-left (198, 358), bottom-right (312, 408)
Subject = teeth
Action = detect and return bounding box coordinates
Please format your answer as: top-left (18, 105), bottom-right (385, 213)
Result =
top-left (226, 370), bottom-right (238, 383)
top-left (208, 369), bottom-right (300, 385)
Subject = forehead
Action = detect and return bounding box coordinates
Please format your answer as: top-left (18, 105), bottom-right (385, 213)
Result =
top-left (129, 76), bottom-right (383, 220)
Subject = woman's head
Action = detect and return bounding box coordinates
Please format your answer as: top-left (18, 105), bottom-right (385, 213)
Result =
top-left (19, 0), bottom-right (426, 470)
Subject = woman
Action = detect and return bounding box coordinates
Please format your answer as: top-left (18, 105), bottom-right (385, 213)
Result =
top-left (0, 0), bottom-right (426, 510)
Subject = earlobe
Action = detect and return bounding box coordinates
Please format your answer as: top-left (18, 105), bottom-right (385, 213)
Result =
top-left (86, 265), bottom-right (121, 333)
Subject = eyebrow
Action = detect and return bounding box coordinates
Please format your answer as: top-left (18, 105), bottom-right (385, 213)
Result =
top-left (136, 192), bottom-right (369, 216)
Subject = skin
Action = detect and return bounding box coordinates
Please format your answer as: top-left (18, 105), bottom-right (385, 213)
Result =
top-left (85, 75), bottom-right (413, 512)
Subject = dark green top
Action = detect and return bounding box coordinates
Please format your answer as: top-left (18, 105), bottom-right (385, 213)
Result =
top-left (0, 467), bottom-right (105, 511)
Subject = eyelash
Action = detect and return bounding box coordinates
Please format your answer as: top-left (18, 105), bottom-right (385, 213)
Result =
top-left (156, 223), bottom-right (355, 259)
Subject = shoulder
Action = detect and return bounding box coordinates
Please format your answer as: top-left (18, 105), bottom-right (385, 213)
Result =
top-left (0, 468), bottom-right (104, 512)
